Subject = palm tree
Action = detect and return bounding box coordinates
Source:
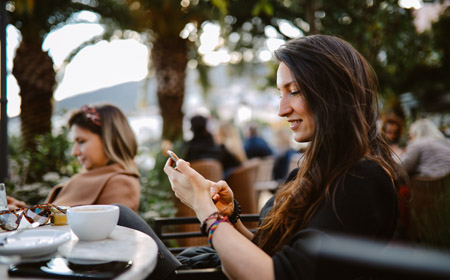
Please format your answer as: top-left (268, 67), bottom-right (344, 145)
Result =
top-left (7, 0), bottom-right (104, 149)
top-left (102, 0), bottom-right (227, 141)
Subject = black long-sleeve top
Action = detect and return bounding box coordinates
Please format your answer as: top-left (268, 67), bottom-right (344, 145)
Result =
top-left (259, 159), bottom-right (399, 279)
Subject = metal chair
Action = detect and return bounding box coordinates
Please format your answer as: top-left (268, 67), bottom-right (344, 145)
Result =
top-left (154, 214), bottom-right (260, 255)
top-left (154, 214), bottom-right (260, 280)
top-left (301, 232), bottom-right (450, 279)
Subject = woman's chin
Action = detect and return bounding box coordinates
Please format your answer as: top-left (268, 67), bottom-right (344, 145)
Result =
top-left (293, 134), bottom-right (311, 143)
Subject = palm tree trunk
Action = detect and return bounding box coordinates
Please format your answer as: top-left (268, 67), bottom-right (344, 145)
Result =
top-left (12, 41), bottom-right (55, 149)
top-left (151, 36), bottom-right (187, 142)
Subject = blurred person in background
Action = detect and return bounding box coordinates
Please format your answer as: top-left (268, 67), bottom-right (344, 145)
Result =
top-left (183, 115), bottom-right (222, 162)
top-left (381, 115), bottom-right (405, 157)
top-left (214, 121), bottom-right (247, 179)
top-left (9, 104), bottom-right (141, 212)
top-left (243, 123), bottom-right (273, 159)
top-left (272, 127), bottom-right (303, 182)
top-left (401, 118), bottom-right (450, 178)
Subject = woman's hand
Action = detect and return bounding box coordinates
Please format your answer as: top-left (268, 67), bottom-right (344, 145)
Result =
top-left (164, 159), bottom-right (217, 220)
top-left (211, 181), bottom-right (234, 217)
top-left (7, 195), bottom-right (26, 210)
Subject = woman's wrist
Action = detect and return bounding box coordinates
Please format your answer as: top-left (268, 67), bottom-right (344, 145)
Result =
top-left (194, 193), bottom-right (218, 222)
top-left (228, 199), bottom-right (241, 224)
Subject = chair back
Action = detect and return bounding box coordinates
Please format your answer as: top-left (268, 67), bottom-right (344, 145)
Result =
top-left (254, 156), bottom-right (278, 191)
top-left (408, 173), bottom-right (450, 245)
top-left (175, 159), bottom-right (223, 247)
top-left (226, 159), bottom-right (260, 214)
top-left (190, 159), bottom-right (224, 182)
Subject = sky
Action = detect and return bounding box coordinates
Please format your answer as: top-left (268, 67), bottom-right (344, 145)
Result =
top-left (5, 11), bottom-right (288, 118)
top-left (5, 0), bottom-right (428, 118)
top-left (6, 11), bottom-right (149, 117)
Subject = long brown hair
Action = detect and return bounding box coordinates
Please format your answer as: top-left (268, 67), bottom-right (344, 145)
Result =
top-left (69, 104), bottom-right (139, 175)
top-left (254, 35), bottom-right (406, 255)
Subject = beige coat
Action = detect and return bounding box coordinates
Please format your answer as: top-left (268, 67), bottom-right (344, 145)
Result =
top-left (46, 164), bottom-right (140, 212)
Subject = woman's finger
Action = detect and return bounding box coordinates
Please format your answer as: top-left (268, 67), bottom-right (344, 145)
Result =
top-left (176, 159), bottom-right (206, 187)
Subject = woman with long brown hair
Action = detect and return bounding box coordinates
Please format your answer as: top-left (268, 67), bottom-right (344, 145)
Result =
top-left (162, 34), bottom-right (406, 279)
top-left (46, 104), bottom-right (141, 212)
top-left (116, 34), bottom-right (406, 279)
top-left (7, 104), bottom-right (141, 212)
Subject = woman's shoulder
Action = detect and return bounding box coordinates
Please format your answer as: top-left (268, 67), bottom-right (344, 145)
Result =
top-left (342, 159), bottom-right (395, 196)
top-left (350, 159), bottom-right (389, 179)
top-left (106, 172), bottom-right (140, 188)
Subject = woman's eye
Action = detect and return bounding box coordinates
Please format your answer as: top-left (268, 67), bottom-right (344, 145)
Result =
top-left (277, 90), bottom-right (301, 98)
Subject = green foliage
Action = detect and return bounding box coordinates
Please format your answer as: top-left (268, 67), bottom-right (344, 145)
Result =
top-left (6, 127), bottom-right (80, 205)
top-left (406, 6), bottom-right (450, 113)
top-left (137, 140), bottom-right (186, 225)
top-left (138, 151), bottom-right (177, 226)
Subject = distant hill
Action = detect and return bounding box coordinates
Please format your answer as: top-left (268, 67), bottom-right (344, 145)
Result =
top-left (54, 80), bottom-right (157, 116)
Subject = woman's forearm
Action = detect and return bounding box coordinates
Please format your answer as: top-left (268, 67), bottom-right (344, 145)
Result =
top-left (234, 219), bottom-right (255, 240)
top-left (211, 222), bottom-right (274, 280)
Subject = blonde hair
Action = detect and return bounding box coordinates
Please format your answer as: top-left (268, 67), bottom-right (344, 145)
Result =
top-left (409, 118), bottom-right (445, 141)
top-left (69, 104), bottom-right (139, 175)
top-left (216, 122), bottom-right (247, 163)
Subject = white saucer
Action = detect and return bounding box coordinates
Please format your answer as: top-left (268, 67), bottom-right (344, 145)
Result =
top-left (0, 229), bottom-right (71, 257)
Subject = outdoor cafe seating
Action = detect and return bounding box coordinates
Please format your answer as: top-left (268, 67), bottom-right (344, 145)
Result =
top-left (157, 160), bottom-right (450, 279)
top-left (154, 213), bottom-right (450, 280)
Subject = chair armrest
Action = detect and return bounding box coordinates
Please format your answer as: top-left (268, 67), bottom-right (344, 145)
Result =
top-left (174, 267), bottom-right (228, 280)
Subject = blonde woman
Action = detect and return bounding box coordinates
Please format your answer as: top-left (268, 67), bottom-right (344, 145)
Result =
top-left (46, 104), bottom-right (141, 212)
top-left (215, 122), bottom-right (247, 177)
top-left (401, 118), bottom-right (450, 178)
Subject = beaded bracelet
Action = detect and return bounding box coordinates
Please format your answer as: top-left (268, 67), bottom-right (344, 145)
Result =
top-left (228, 199), bottom-right (241, 224)
top-left (207, 216), bottom-right (231, 249)
top-left (200, 212), bottom-right (220, 236)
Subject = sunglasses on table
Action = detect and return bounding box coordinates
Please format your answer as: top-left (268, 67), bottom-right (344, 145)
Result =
top-left (0, 203), bottom-right (66, 231)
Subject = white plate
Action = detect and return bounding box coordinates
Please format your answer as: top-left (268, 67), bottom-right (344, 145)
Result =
top-left (0, 229), bottom-right (71, 257)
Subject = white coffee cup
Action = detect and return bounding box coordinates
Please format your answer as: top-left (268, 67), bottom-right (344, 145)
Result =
top-left (67, 205), bottom-right (119, 241)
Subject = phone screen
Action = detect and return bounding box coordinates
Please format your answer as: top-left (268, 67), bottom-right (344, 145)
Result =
top-left (8, 256), bottom-right (132, 279)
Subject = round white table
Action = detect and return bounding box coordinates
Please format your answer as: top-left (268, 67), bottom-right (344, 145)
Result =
top-left (0, 224), bottom-right (158, 280)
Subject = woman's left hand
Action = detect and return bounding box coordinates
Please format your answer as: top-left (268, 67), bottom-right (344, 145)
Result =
top-left (164, 159), bottom-right (217, 218)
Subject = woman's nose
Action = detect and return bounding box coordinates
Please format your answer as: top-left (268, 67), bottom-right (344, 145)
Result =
top-left (278, 95), bottom-right (291, 117)
top-left (72, 144), bottom-right (80, 156)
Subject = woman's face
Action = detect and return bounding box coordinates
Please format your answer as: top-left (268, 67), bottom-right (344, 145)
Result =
top-left (277, 62), bottom-right (315, 143)
top-left (384, 123), bottom-right (400, 143)
top-left (71, 125), bottom-right (109, 170)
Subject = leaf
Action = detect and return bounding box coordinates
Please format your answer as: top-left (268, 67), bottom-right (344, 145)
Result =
top-left (211, 0), bottom-right (228, 15)
top-left (252, 3), bottom-right (262, 17)
top-left (262, 1), bottom-right (274, 16)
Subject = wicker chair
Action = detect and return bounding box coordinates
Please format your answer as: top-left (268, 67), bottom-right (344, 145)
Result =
top-left (408, 173), bottom-right (450, 245)
top-left (226, 159), bottom-right (260, 214)
top-left (175, 159), bottom-right (224, 248)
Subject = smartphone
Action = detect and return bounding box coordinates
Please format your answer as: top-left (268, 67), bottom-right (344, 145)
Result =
top-left (167, 150), bottom-right (179, 166)
top-left (8, 256), bottom-right (132, 279)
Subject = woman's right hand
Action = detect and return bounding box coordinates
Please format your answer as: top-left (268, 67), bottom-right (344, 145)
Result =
top-left (7, 195), bottom-right (26, 210)
top-left (211, 181), bottom-right (234, 217)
